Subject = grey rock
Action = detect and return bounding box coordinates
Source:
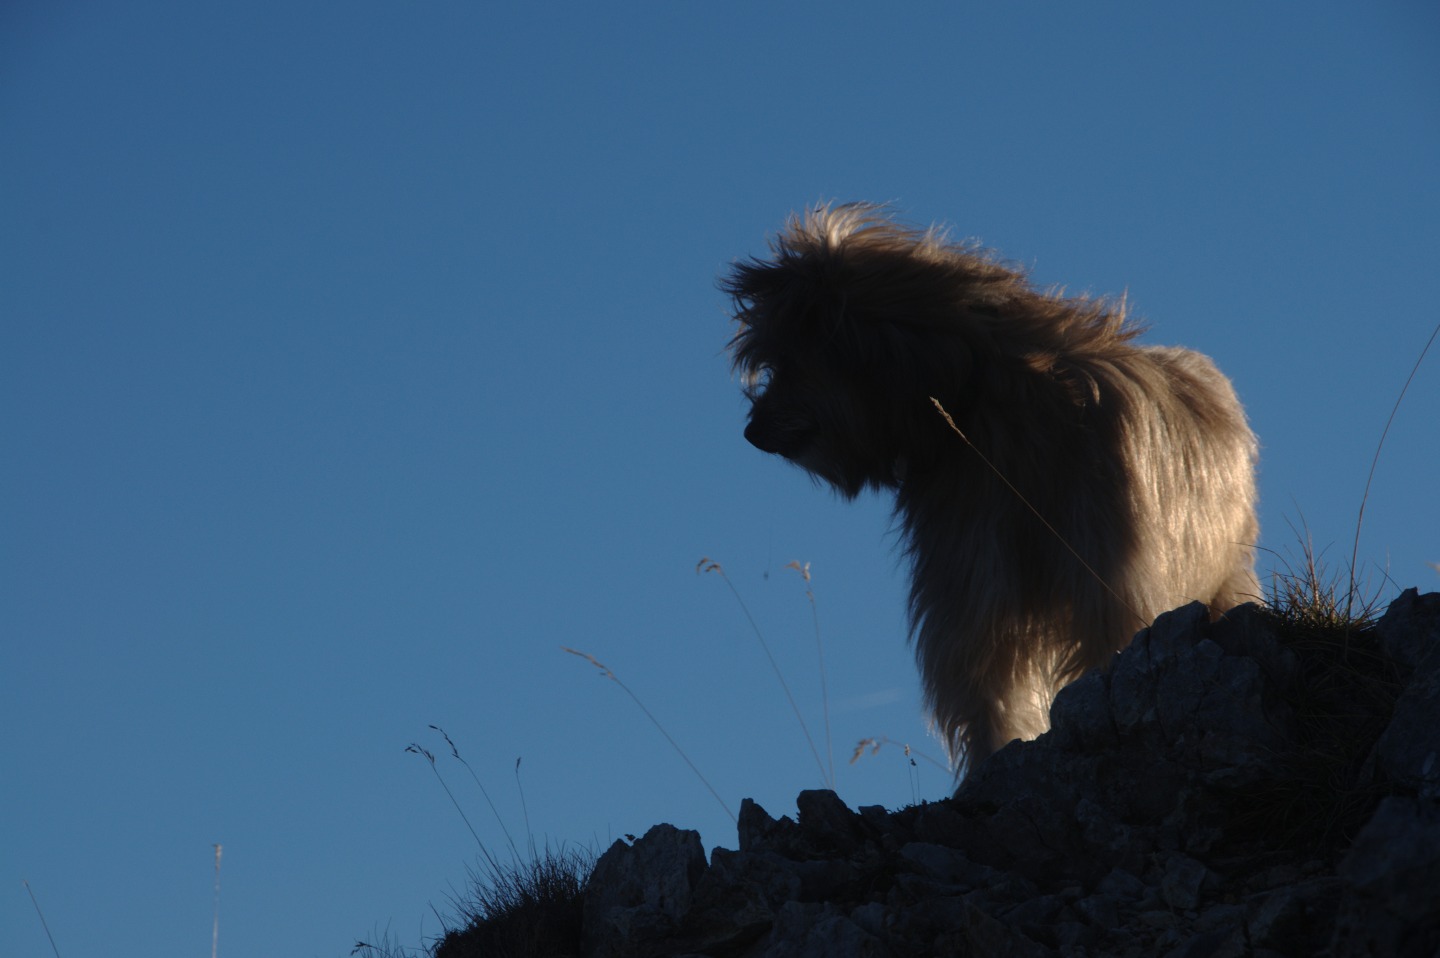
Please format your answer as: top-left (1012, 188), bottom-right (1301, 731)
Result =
top-left (1245, 877), bottom-right (1343, 954)
top-left (470, 592), bottom-right (1440, 958)
top-left (582, 824), bottom-right (706, 955)
top-left (1160, 854), bottom-right (1215, 910)
top-left (795, 789), bottom-right (865, 850)
top-left (1377, 670), bottom-right (1440, 798)
top-left (1096, 866), bottom-right (1149, 902)
top-left (1047, 669), bottom-right (1117, 751)
top-left (1377, 587), bottom-right (1440, 673)
top-left (1074, 893), bottom-right (1119, 929)
top-left (1337, 796), bottom-right (1440, 919)
top-left (1163, 925), bottom-right (1247, 958)
top-left (762, 902), bottom-right (884, 958)
top-left (736, 796), bottom-right (788, 853)
top-left (897, 841), bottom-right (999, 888)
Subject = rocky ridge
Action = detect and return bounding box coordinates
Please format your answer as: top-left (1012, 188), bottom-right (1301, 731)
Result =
top-left (572, 591), bottom-right (1440, 957)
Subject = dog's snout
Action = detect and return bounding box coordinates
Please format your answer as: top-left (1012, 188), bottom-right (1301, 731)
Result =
top-left (744, 418), bottom-right (784, 454)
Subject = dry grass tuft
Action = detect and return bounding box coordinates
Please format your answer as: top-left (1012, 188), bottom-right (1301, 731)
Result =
top-left (432, 846), bottom-right (595, 958)
top-left (1264, 519), bottom-right (1386, 634)
top-left (385, 729), bottom-right (597, 958)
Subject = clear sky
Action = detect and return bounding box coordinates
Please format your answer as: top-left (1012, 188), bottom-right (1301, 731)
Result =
top-left (3, 3), bottom-right (1437, 956)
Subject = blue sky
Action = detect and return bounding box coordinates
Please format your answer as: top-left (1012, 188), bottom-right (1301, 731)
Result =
top-left (3, 3), bottom-right (1437, 956)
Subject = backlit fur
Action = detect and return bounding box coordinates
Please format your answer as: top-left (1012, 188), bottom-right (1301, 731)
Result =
top-left (724, 203), bottom-right (1259, 775)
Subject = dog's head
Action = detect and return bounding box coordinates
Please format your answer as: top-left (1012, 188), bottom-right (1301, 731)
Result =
top-left (722, 204), bottom-right (979, 497)
top-left (734, 339), bottom-right (902, 498)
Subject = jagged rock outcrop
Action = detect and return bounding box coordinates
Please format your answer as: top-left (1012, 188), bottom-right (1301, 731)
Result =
top-left (579, 590), bottom-right (1440, 958)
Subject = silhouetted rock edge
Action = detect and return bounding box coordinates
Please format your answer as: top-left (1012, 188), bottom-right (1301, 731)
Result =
top-left (574, 591), bottom-right (1440, 958)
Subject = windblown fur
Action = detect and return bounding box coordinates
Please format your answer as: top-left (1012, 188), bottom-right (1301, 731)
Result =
top-left (724, 203), bottom-right (1259, 775)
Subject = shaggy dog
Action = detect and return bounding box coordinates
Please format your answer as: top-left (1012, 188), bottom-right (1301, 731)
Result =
top-left (724, 203), bottom-right (1259, 774)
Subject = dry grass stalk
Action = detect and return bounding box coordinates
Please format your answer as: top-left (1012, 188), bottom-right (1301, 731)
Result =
top-left (698, 556), bottom-right (832, 788)
top-left (211, 844), bottom-right (222, 958)
top-left (405, 742), bottom-right (486, 849)
top-left (1346, 319), bottom-right (1439, 619)
top-left (785, 559), bottom-right (835, 788)
top-left (23, 879), bottom-right (62, 958)
top-left (563, 646), bottom-right (735, 823)
top-left (428, 725), bottom-right (521, 861)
